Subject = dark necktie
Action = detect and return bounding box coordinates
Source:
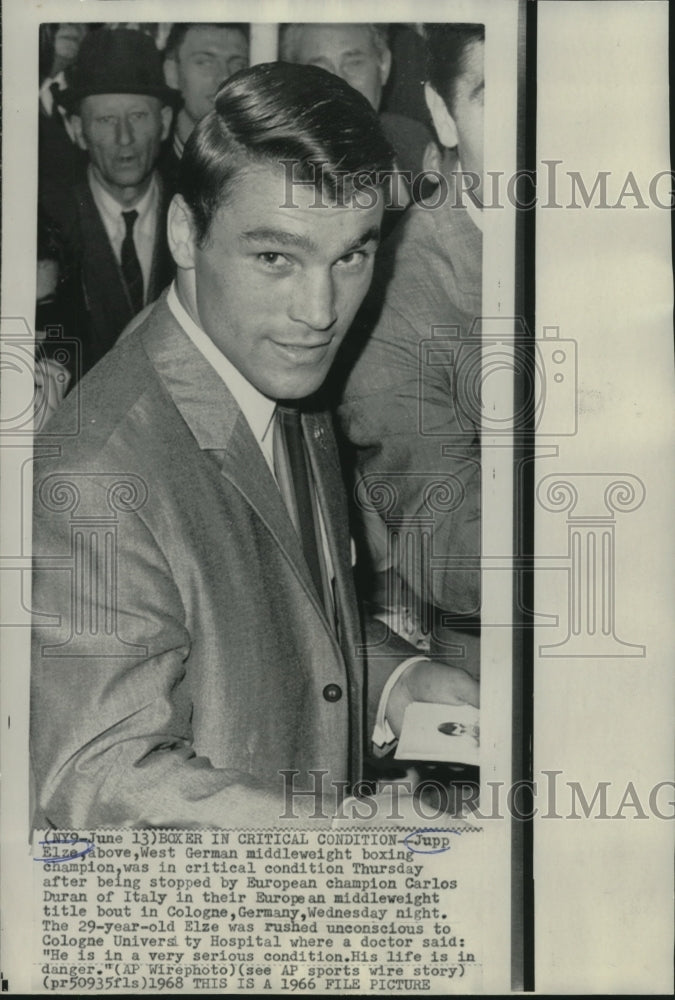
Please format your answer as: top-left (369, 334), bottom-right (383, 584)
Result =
top-left (120, 209), bottom-right (144, 315)
top-left (273, 405), bottom-right (328, 610)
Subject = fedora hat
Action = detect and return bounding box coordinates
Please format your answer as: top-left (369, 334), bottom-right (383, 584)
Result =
top-left (58, 28), bottom-right (177, 113)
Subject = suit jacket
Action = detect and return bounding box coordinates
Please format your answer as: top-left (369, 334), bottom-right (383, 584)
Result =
top-left (337, 194), bottom-right (482, 617)
top-left (38, 101), bottom-right (88, 214)
top-left (31, 293), bottom-right (395, 830)
top-left (40, 174), bottom-right (175, 378)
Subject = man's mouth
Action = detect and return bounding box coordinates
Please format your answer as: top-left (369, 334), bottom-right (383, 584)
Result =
top-left (114, 154), bottom-right (140, 168)
top-left (273, 340), bottom-right (333, 364)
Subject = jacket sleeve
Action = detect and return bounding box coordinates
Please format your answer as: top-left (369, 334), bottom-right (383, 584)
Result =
top-left (30, 470), bottom-right (304, 829)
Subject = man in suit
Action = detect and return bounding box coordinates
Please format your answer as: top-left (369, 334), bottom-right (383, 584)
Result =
top-left (337, 24), bottom-right (485, 645)
top-left (38, 23), bottom-right (90, 206)
top-left (280, 22), bottom-right (433, 207)
top-left (31, 63), bottom-right (478, 830)
top-left (40, 28), bottom-right (176, 379)
top-left (161, 22), bottom-right (250, 188)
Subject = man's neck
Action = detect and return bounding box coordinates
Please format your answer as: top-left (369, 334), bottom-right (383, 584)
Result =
top-left (174, 273), bottom-right (198, 325)
top-left (442, 150), bottom-right (483, 231)
top-left (176, 108), bottom-right (196, 145)
top-left (90, 165), bottom-right (155, 209)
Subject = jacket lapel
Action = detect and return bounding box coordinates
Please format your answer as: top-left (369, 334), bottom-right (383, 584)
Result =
top-left (139, 297), bottom-right (340, 637)
top-left (304, 407), bottom-right (365, 777)
top-left (303, 409), bottom-right (356, 631)
top-left (147, 175), bottom-right (175, 302)
top-left (75, 181), bottom-right (134, 347)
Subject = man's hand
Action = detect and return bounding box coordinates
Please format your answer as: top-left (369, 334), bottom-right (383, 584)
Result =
top-left (386, 658), bottom-right (479, 740)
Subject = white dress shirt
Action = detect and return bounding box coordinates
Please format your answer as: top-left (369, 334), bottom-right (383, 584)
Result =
top-left (88, 166), bottom-right (160, 304)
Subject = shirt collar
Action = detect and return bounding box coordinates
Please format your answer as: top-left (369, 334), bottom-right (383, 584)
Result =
top-left (166, 282), bottom-right (276, 449)
top-left (88, 165), bottom-right (159, 234)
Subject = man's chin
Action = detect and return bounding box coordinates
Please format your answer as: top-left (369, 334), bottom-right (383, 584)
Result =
top-left (261, 374), bottom-right (328, 402)
top-left (110, 170), bottom-right (146, 186)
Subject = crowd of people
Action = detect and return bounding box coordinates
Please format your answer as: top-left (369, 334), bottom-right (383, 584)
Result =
top-left (31, 22), bottom-right (485, 828)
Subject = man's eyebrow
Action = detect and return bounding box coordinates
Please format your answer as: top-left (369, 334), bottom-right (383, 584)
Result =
top-left (344, 226), bottom-right (381, 252)
top-left (240, 229), bottom-right (318, 252)
top-left (240, 225), bottom-right (380, 256)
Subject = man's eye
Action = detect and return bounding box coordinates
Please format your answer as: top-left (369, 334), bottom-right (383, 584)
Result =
top-left (96, 116), bottom-right (117, 125)
top-left (129, 111), bottom-right (149, 122)
top-left (257, 252), bottom-right (290, 268)
top-left (336, 250), bottom-right (369, 269)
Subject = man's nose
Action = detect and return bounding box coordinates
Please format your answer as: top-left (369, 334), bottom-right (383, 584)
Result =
top-left (289, 271), bottom-right (337, 331)
top-left (211, 60), bottom-right (230, 90)
top-left (115, 116), bottom-right (133, 145)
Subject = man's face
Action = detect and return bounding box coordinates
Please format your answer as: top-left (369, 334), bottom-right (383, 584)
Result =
top-left (73, 94), bottom-right (171, 201)
top-left (53, 23), bottom-right (87, 68)
top-left (169, 26), bottom-right (249, 124)
top-left (294, 25), bottom-right (390, 110)
top-left (452, 40), bottom-right (485, 182)
top-left (175, 164), bottom-right (383, 400)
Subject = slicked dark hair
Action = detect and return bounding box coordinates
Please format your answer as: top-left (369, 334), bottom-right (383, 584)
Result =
top-left (179, 62), bottom-right (396, 246)
top-left (425, 23), bottom-right (485, 114)
top-left (164, 22), bottom-right (250, 61)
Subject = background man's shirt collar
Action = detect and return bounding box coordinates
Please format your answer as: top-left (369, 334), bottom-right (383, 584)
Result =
top-left (88, 164), bottom-right (159, 228)
top-left (88, 167), bottom-right (160, 302)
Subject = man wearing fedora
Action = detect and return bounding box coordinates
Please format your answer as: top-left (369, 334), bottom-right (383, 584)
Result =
top-left (40, 28), bottom-right (176, 379)
top-left (31, 62), bottom-right (479, 829)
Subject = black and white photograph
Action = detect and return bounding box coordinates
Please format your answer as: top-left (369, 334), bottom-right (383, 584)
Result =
top-left (0, 0), bottom-right (672, 995)
top-left (28, 16), bottom-right (489, 833)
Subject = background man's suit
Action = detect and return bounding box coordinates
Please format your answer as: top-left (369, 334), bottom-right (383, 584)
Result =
top-left (40, 176), bottom-right (175, 378)
top-left (31, 294), bottom-right (397, 829)
top-left (338, 195), bottom-right (482, 617)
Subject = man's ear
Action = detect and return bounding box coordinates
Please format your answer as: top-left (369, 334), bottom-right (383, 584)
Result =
top-left (167, 194), bottom-right (197, 269)
top-left (160, 104), bottom-right (173, 142)
top-left (422, 138), bottom-right (442, 175)
top-left (163, 56), bottom-right (179, 91)
top-left (69, 114), bottom-right (88, 152)
top-left (424, 82), bottom-right (459, 149)
top-left (378, 47), bottom-right (392, 88)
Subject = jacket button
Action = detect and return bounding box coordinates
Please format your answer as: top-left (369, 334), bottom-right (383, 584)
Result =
top-left (323, 683), bottom-right (342, 702)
